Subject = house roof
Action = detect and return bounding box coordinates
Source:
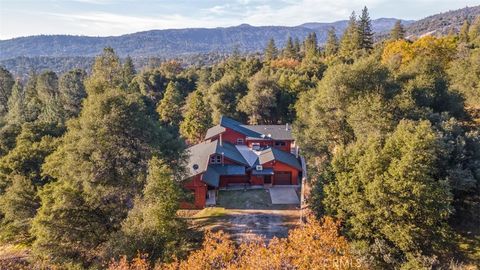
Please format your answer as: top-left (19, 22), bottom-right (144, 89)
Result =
top-left (242, 125), bottom-right (293, 140)
top-left (257, 147), bottom-right (302, 170)
top-left (205, 116), bottom-right (264, 140)
top-left (185, 140), bottom-right (248, 179)
top-left (201, 164), bottom-right (246, 187)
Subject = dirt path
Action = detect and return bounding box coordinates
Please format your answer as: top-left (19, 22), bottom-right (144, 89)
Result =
top-left (206, 209), bottom-right (300, 241)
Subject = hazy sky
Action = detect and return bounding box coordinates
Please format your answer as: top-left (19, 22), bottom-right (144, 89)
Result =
top-left (1, 0), bottom-right (478, 40)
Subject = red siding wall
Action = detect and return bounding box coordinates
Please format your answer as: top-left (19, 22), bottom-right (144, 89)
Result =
top-left (250, 175), bottom-right (264, 185)
top-left (210, 128), bottom-right (246, 145)
top-left (262, 160), bottom-right (299, 185)
top-left (219, 175), bottom-right (250, 187)
top-left (181, 175), bottom-right (207, 209)
top-left (246, 139), bottom-right (293, 152)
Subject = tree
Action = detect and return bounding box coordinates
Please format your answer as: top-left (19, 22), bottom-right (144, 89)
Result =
top-left (358, 6), bottom-right (374, 51)
top-left (0, 122), bottom-right (62, 243)
top-left (206, 74), bottom-right (247, 123)
top-left (339, 12), bottom-right (361, 59)
top-left (122, 56), bottom-right (136, 87)
top-left (59, 69), bottom-right (87, 118)
top-left (158, 216), bottom-right (364, 270)
top-left (31, 48), bottom-right (184, 267)
top-left (179, 90), bottom-right (212, 144)
top-left (283, 36), bottom-right (296, 59)
top-left (390, 20), bottom-right (406, 40)
top-left (36, 71), bottom-right (66, 124)
top-left (264, 38), bottom-right (278, 61)
top-left (468, 16), bottom-right (480, 44)
top-left (304, 32), bottom-right (318, 59)
top-left (324, 27), bottom-right (339, 57)
top-left (448, 48), bottom-right (480, 107)
top-left (237, 72), bottom-right (281, 124)
top-left (459, 20), bottom-right (470, 43)
top-left (109, 157), bottom-right (187, 263)
top-left (323, 120), bottom-right (453, 268)
top-left (6, 80), bottom-right (25, 125)
top-left (157, 81), bottom-right (183, 126)
top-left (85, 47), bottom-right (124, 94)
top-left (0, 66), bottom-right (14, 117)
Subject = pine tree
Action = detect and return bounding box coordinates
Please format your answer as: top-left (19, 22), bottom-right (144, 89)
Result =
top-left (36, 71), bottom-right (64, 124)
top-left (0, 66), bottom-right (14, 116)
top-left (469, 16), bottom-right (480, 43)
top-left (23, 72), bottom-right (41, 122)
top-left (157, 81), bottom-right (183, 126)
top-left (179, 90), bottom-right (212, 144)
top-left (458, 20), bottom-right (470, 43)
top-left (31, 48), bottom-right (184, 266)
top-left (304, 32), bottom-right (318, 59)
top-left (111, 157), bottom-right (187, 262)
top-left (324, 28), bottom-right (339, 56)
top-left (264, 38), bottom-right (278, 61)
top-left (59, 69), bottom-right (87, 118)
top-left (6, 80), bottom-right (25, 124)
top-left (390, 20), bottom-right (406, 40)
top-left (85, 47), bottom-right (123, 94)
top-left (122, 56), bottom-right (136, 87)
top-left (283, 36), bottom-right (296, 59)
top-left (294, 37), bottom-right (301, 56)
top-left (358, 6), bottom-right (374, 50)
top-left (339, 12), bottom-right (361, 58)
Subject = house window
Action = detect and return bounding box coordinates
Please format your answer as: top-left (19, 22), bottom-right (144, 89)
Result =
top-left (236, 138), bottom-right (244, 145)
top-left (210, 155), bottom-right (222, 164)
top-left (275, 141), bottom-right (286, 147)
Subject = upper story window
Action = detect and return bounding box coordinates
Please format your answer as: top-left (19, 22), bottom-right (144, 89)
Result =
top-left (210, 154), bottom-right (222, 164)
top-left (274, 141), bottom-right (286, 147)
top-left (236, 138), bottom-right (244, 145)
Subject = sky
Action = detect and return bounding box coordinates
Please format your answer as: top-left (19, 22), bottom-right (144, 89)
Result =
top-left (0, 0), bottom-right (479, 40)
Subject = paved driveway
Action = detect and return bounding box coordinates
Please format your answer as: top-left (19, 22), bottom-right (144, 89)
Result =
top-left (269, 187), bottom-right (300, 204)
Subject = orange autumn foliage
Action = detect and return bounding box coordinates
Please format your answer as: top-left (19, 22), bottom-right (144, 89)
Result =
top-left (270, 58), bottom-right (301, 69)
top-left (160, 216), bottom-right (365, 270)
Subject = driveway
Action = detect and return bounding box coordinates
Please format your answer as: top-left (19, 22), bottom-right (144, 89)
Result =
top-left (269, 187), bottom-right (300, 204)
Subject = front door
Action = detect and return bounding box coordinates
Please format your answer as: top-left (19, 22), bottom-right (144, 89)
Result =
top-left (264, 175), bottom-right (272, 184)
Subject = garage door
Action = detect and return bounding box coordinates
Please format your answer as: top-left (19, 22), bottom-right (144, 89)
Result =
top-left (274, 171), bottom-right (292, 185)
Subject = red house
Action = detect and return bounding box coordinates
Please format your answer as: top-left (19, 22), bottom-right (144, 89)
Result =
top-left (182, 116), bottom-right (303, 209)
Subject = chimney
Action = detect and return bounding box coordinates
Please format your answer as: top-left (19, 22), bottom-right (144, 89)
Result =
top-left (286, 123), bottom-right (289, 130)
top-left (221, 152), bottom-right (225, 166)
top-left (219, 133), bottom-right (223, 146)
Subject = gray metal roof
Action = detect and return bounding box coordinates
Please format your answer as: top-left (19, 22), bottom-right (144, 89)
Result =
top-left (257, 147), bottom-right (302, 170)
top-left (205, 125), bottom-right (226, 140)
top-left (185, 140), bottom-right (248, 180)
top-left (242, 125), bottom-right (293, 140)
top-left (205, 116), bottom-right (264, 140)
top-left (201, 164), bottom-right (246, 187)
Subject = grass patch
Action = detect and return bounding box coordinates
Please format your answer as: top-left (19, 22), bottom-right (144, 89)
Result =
top-left (193, 207), bottom-right (229, 219)
top-left (217, 189), bottom-right (273, 209)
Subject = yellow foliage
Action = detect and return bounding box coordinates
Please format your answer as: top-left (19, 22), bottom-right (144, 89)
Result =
top-left (382, 36), bottom-right (457, 69)
top-left (158, 216), bottom-right (365, 270)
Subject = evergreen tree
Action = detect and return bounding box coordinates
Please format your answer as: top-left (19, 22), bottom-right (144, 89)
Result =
top-left (0, 66), bottom-right (14, 117)
top-left (458, 20), bottom-right (470, 43)
top-left (6, 80), bottom-right (25, 124)
top-left (390, 20), bottom-right (406, 40)
top-left (324, 28), bottom-right (339, 56)
top-left (111, 157), bottom-right (187, 262)
top-left (304, 32), bottom-right (318, 59)
top-left (122, 56), bottom-right (136, 87)
top-left (358, 6), bottom-right (374, 50)
top-left (206, 74), bottom-right (247, 123)
top-left (85, 47), bottom-right (123, 94)
top-left (237, 72), bottom-right (281, 124)
top-left (157, 81), bottom-right (183, 126)
top-left (24, 72), bottom-right (42, 122)
top-left (339, 12), bottom-right (361, 58)
top-left (469, 16), bottom-right (480, 44)
top-left (324, 120), bottom-right (452, 268)
top-left (264, 38), bottom-right (278, 61)
top-left (283, 36), bottom-right (296, 59)
top-left (179, 90), bottom-right (212, 144)
top-left (31, 48), bottom-right (183, 267)
top-left (59, 69), bottom-right (87, 119)
top-left (36, 71), bottom-right (64, 124)
top-left (294, 37), bottom-right (301, 56)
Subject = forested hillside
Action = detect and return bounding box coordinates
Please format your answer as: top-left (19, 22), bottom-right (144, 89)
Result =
top-left (0, 6), bottom-right (479, 270)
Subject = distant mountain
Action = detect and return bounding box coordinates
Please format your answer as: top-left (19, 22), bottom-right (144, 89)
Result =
top-left (0, 18), bottom-right (405, 61)
top-left (406, 5), bottom-right (480, 37)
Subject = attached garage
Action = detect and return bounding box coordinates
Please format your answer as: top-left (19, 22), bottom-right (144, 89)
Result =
top-left (274, 171), bottom-right (292, 185)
